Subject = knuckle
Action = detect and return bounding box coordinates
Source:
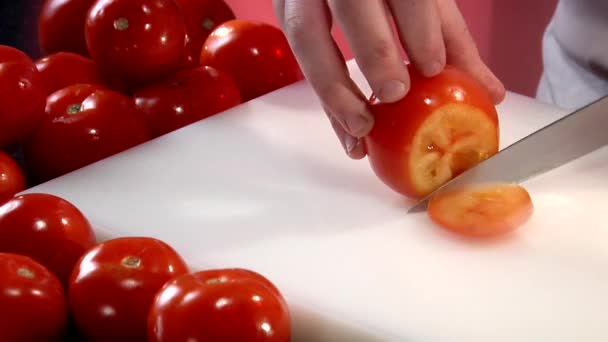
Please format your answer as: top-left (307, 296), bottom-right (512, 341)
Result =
top-left (360, 39), bottom-right (396, 68)
top-left (283, 13), bottom-right (310, 42)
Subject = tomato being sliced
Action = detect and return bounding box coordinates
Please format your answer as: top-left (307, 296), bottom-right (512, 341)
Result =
top-left (148, 268), bottom-right (291, 342)
top-left (68, 236), bottom-right (189, 341)
top-left (427, 183), bottom-right (534, 237)
top-left (0, 253), bottom-right (68, 341)
top-left (0, 151), bottom-right (26, 204)
top-left (35, 52), bottom-right (104, 95)
top-left (365, 64), bottom-right (500, 199)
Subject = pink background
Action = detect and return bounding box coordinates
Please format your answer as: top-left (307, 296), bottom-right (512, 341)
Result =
top-left (224, 0), bottom-right (558, 98)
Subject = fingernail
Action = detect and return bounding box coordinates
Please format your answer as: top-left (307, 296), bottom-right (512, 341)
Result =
top-left (376, 80), bottom-right (406, 103)
top-left (424, 61), bottom-right (444, 77)
top-left (344, 134), bottom-right (358, 154)
top-left (345, 114), bottom-right (372, 137)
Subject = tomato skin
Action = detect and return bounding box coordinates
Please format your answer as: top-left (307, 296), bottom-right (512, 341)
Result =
top-left (0, 56), bottom-right (46, 148)
top-left (0, 151), bottom-right (26, 204)
top-left (38, 0), bottom-right (96, 56)
top-left (0, 45), bottom-right (35, 66)
top-left (365, 65), bottom-right (500, 199)
top-left (176, 0), bottom-right (235, 65)
top-left (68, 237), bottom-right (189, 341)
top-left (200, 19), bottom-right (303, 102)
top-left (35, 52), bottom-right (104, 95)
top-left (148, 268), bottom-right (291, 342)
top-left (85, 0), bottom-right (188, 87)
top-left (0, 253), bottom-right (68, 341)
top-left (22, 83), bottom-right (150, 183)
top-left (0, 193), bottom-right (96, 287)
top-left (133, 65), bottom-right (241, 138)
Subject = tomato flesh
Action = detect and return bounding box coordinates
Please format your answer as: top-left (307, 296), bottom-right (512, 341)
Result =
top-left (427, 183), bottom-right (534, 237)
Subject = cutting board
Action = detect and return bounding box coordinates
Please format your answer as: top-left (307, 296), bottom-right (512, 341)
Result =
top-left (23, 60), bottom-right (608, 341)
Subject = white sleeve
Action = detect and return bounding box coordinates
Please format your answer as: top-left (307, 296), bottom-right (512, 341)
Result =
top-left (536, 0), bottom-right (608, 109)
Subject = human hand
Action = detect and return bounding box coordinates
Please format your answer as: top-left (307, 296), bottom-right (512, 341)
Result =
top-left (273, 0), bottom-right (506, 159)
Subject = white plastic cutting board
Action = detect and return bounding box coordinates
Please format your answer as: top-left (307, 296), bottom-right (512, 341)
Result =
top-left (23, 60), bottom-right (608, 341)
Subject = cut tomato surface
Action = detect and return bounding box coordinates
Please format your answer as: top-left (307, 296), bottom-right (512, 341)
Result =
top-left (366, 65), bottom-right (500, 199)
top-left (427, 183), bottom-right (534, 237)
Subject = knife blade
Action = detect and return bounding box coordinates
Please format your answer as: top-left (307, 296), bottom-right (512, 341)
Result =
top-left (407, 94), bottom-right (608, 213)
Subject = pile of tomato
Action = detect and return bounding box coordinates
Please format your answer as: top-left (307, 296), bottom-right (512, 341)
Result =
top-left (0, 193), bottom-right (291, 341)
top-left (0, 0), bottom-right (299, 340)
top-left (1, 0), bottom-right (303, 187)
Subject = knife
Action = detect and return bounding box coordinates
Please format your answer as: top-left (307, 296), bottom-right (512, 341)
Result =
top-left (408, 94), bottom-right (608, 213)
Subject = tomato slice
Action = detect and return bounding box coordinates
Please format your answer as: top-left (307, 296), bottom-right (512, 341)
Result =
top-left (427, 183), bottom-right (533, 237)
top-left (410, 103), bottom-right (499, 196)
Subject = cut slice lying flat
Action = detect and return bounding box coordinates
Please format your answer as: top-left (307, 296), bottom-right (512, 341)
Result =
top-left (427, 183), bottom-right (534, 237)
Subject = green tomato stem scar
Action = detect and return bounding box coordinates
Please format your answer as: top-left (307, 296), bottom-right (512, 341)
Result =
top-left (17, 267), bottom-right (35, 279)
top-left (114, 17), bottom-right (129, 31)
top-left (67, 103), bottom-right (84, 115)
top-left (121, 256), bottom-right (142, 269)
top-left (202, 18), bottom-right (214, 30)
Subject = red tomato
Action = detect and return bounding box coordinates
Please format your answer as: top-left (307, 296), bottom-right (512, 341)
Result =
top-left (0, 253), bottom-right (68, 341)
top-left (427, 183), bottom-right (534, 237)
top-left (0, 47), bottom-right (46, 148)
top-left (0, 45), bottom-right (35, 66)
top-left (68, 237), bottom-right (189, 341)
top-left (0, 193), bottom-right (96, 287)
top-left (200, 19), bottom-right (303, 102)
top-left (35, 52), bottom-right (104, 95)
top-left (85, 0), bottom-right (188, 87)
top-left (22, 83), bottom-right (150, 183)
top-left (148, 268), bottom-right (291, 342)
top-left (175, 0), bottom-right (235, 65)
top-left (365, 65), bottom-right (500, 199)
top-left (133, 65), bottom-right (241, 138)
top-left (38, 0), bottom-right (96, 56)
top-left (0, 151), bottom-right (26, 204)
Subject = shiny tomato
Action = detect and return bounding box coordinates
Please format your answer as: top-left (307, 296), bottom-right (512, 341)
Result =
top-left (0, 253), bottom-right (68, 341)
top-left (85, 0), bottom-right (188, 87)
top-left (200, 19), bottom-right (303, 102)
top-left (0, 46), bottom-right (46, 148)
top-left (35, 52), bottom-right (104, 95)
top-left (365, 65), bottom-right (500, 199)
top-left (0, 45), bottom-right (35, 66)
top-left (133, 65), bottom-right (241, 138)
top-left (176, 0), bottom-right (235, 65)
top-left (427, 183), bottom-right (534, 237)
top-left (148, 268), bottom-right (291, 341)
top-left (0, 151), bottom-right (26, 204)
top-left (22, 83), bottom-right (150, 183)
top-left (68, 237), bottom-right (189, 341)
top-left (38, 0), bottom-right (96, 56)
top-left (0, 193), bottom-right (96, 287)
